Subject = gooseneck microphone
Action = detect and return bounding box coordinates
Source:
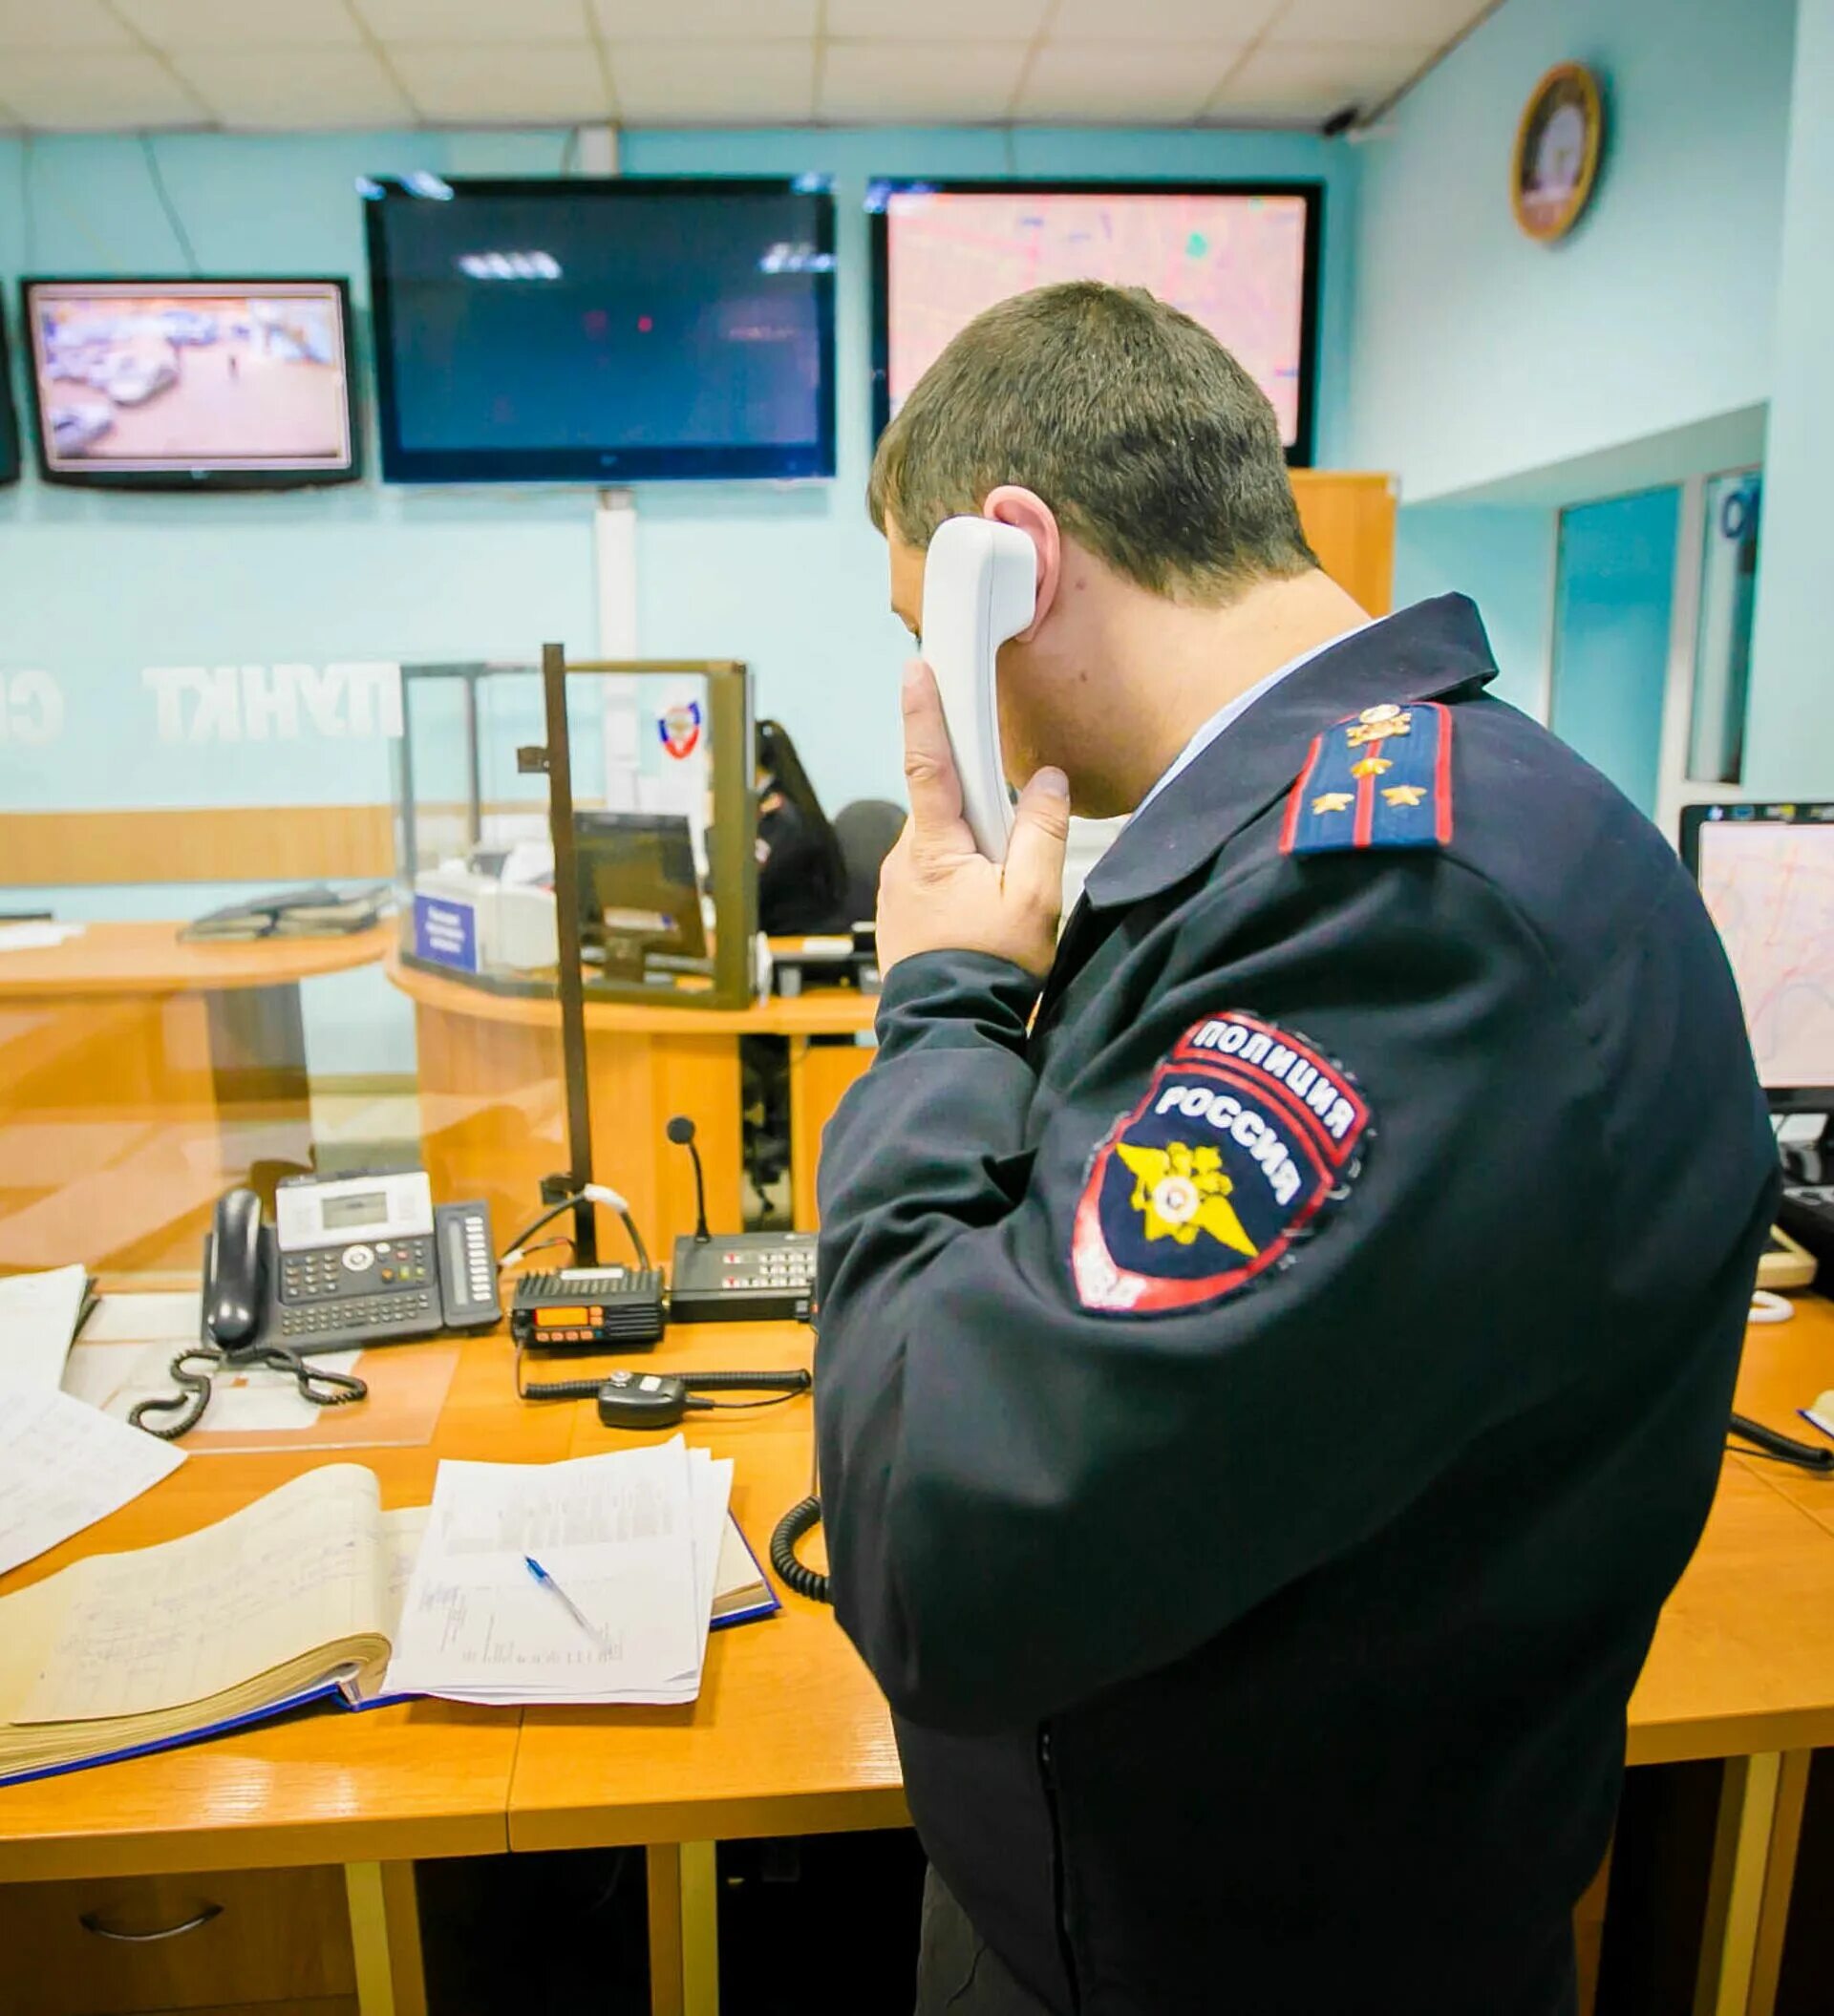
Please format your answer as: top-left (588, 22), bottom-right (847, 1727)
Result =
top-left (667, 1114), bottom-right (712, 1243)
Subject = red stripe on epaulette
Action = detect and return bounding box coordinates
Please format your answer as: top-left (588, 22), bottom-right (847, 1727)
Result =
top-left (1431, 701), bottom-right (1454, 843)
top-left (1279, 733), bottom-right (1324, 855)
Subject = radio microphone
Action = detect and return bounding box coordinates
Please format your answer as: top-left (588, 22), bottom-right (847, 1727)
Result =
top-left (667, 1114), bottom-right (712, 1244)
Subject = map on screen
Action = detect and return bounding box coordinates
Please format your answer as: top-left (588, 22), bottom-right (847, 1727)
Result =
top-left (881, 188), bottom-right (1312, 448)
top-left (1697, 819), bottom-right (1834, 1090)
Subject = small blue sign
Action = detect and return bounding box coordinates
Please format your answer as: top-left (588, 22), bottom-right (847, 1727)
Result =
top-left (413, 893), bottom-right (479, 973)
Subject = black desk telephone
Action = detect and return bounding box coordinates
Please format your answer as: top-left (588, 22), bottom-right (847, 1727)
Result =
top-left (254, 1170), bottom-right (499, 1349)
top-left (131, 1175), bottom-right (500, 1440)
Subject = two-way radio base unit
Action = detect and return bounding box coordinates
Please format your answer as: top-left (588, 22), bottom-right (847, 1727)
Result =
top-left (510, 1267), bottom-right (666, 1351)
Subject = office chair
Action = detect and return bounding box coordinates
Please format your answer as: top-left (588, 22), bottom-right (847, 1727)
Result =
top-left (832, 799), bottom-right (906, 925)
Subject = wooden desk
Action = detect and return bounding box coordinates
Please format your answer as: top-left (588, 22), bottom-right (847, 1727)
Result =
top-left (11, 1297), bottom-right (1834, 2016)
top-left (0, 923), bottom-right (390, 1275)
top-left (386, 950), bottom-right (876, 1255)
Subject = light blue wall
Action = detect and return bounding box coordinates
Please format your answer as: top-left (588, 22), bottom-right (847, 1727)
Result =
top-left (1547, 487), bottom-right (1679, 818)
top-left (1392, 503), bottom-right (1554, 717)
top-left (1745, 0), bottom-right (1833, 797)
top-left (1347, 0), bottom-right (1797, 504)
top-left (0, 124), bottom-right (1357, 1074)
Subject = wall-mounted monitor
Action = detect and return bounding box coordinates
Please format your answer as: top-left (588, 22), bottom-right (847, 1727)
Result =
top-left (0, 307), bottom-right (20, 488)
top-left (19, 278), bottom-right (358, 491)
top-left (363, 176), bottom-right (837, 484)
top-left (868, 180), bottom-right (1322, 466)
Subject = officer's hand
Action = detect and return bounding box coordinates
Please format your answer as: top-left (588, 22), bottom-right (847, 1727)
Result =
top-left (877, 660), bottom-right (1068, 980)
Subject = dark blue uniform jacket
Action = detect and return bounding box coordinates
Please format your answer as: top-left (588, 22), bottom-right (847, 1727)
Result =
top-left (813, 596), bottom-right (1777, 2016)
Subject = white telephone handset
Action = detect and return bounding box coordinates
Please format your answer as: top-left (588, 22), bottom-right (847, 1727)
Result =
top-left (920, 516), bottom-right (1038, 859)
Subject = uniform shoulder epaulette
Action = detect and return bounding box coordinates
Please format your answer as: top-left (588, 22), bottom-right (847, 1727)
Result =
top-left (1280, 701), bottom-right (1453, 857)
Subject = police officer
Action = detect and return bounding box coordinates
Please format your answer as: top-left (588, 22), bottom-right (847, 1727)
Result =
top-left (812, 283), bottom-right (1777, 2016)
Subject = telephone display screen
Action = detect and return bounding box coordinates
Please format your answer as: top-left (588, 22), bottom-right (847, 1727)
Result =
top-left (321, 1190), bottom-right (388, 1230)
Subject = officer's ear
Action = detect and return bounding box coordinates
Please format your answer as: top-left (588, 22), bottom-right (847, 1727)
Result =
top-left (981, 486), bottom-right (1060, 643)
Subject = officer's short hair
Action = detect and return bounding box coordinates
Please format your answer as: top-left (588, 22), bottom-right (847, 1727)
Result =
top-left (867, 280), bottom-right (1318, 605)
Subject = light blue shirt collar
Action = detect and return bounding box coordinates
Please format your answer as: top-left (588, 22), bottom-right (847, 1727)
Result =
top-left (1133, 619), bottom-right (1377, 817)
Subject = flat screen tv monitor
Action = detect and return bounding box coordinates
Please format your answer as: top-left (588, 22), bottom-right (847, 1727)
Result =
top-left (19, 278), bottom-right (358, 490)
top-left (363, 177), bottom-right (837, 484)
top-left (868, 179), bottom-right (1321, 465)
top-left (0, 308), bottom-right (19, 488)
top-left (1682, 801), bottom-right (1834, 1111)
top-left (575, 812), bottom-right (708, 970)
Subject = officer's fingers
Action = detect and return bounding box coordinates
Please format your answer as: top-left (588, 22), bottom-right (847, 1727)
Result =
top-left (1002, 767), bottom-right (1070, 919)
top-left (900, 660), bottom-right (972, 847)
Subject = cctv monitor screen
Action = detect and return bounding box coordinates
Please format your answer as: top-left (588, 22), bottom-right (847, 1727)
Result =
top-left (363, 176), bottom-right (837, 483)
top-left (869, 180), bottom-right (1320, 463)
top-left (20, 278), bottom-right (358, 489)
top-left (1683, 802), bottom-right (1834, 1107)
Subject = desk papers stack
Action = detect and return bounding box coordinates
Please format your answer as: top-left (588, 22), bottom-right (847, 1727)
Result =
top-left (385, 1437), bottom-right (755, 1707)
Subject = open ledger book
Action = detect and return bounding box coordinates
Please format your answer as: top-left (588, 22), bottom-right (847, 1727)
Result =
top-left (0, 1454), bottom-right (776, 1786)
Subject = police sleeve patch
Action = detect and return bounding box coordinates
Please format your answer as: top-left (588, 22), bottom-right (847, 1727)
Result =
top-left (1071, 1013), bottom-right (1370, 1315)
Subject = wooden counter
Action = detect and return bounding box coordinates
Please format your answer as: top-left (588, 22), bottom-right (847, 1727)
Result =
top-left (0, 923), bottom-right (390, 1275)
top-left (385, 949), bottom-right (877, 1256)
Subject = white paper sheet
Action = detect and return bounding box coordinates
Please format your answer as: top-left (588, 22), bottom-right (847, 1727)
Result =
top-left (0, 1387), bottom-right (185, 1579)
top-left (384, 1437), bottom-right (730, 1706)
top-left (0, 922), bottom-right (84, 953)
top-left (0, 1265), bottom-right (89, 1393)
top-left (75, 1291), bottom-right (203, 1347)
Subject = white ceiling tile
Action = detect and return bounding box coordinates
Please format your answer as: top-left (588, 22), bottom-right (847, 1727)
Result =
top-left (1270, 0), bottom-right (1490, 48)
top-left (114, 0), bottom-right (364, 50)
top-left (1207, 39), bottom-right (1430, 121)
top-left (389, 40), bottom-right (612, 120)
top-left (593, 0), bottom-right (816, 39)
top-left (0, 51), bottom-right (204, 127)
top-left (1019, 41), bottom-right (1244, 121)
top-left (1051, 0), bottom-right (1281, 38)
top-left (826, 0), bottom-right (1048, 38)
top-left (608, 40), bottom-right (815, 122)
top-left (819, 40), bottom-right (1029, 122)
top-left (0, 0), bottom-right (137, 50)
top-left (354, 0), bottom-right (591, 41)
top-left (172, 46), bottom-right (413, 128)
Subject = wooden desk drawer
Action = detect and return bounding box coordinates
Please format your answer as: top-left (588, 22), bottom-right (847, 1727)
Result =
top-left (0, 1866), bottom-right (356, 2016)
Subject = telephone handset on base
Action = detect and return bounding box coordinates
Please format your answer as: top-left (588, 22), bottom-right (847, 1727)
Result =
top-left (130, 1175), bottom-right (501, 1441)
top-left (921, 517), bottom-right (1037, 859)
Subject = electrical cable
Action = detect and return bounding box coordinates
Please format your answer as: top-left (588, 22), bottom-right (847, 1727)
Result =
top-left (770, 1496), bottom-right (829, 1604)
top-left (131, 1343), bottom-right (368, 1441)
top-left (500, 1183), bottom-right (650, 1271)
top-left (1727, 1410), bottom-right (1834, 1474)
top-left (514, 1348), bottom-right (810, 1410)
top-left (139, 134), bottom-right (200, 275)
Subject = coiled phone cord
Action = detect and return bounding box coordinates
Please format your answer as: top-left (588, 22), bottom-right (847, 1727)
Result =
top-left (770, 1496), bottom-right (830, 1604)
top-left (130, 1344), bottom-right (368, 1441)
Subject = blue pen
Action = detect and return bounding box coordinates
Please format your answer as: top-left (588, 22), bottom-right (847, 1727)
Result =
top-left (524, 1555), bottom-right (615, 1654)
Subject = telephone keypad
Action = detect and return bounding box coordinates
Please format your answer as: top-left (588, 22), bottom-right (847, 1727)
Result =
top-left (282, 1235), bottom-right (436, 1308)
top-left (278, 1287), bottom-right (433, 1339)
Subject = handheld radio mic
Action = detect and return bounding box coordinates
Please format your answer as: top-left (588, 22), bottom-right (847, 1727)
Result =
top-left (667, 1114), bottom-right (712, 1244)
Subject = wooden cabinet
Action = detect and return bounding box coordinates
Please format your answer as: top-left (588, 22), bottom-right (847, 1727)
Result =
top-left (0, 1866), bottom-right (356, 2016)
top-left (1290, 471), bottom-right (1398, 615)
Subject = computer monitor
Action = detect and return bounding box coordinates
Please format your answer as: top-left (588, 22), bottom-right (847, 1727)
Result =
top-left (867, 179), bottom-right (1321, 464)
top-left (574, 812), bottom-right (707, 971)
top-left (1681, 802), bottom-right (1834, 1111)
top-left (363, 176), bottom-right (837, 483)
top-left (19, 278), bottom-right (358, 490)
